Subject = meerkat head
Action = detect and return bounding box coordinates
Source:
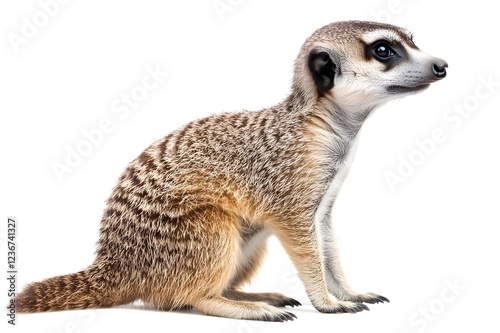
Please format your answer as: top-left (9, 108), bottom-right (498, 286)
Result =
top-left (294, 21), bottom-right (447, 112)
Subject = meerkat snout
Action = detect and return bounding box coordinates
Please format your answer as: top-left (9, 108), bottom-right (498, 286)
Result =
top-left (16, 20), bottom-right (447, 322)
top-left (432, 60), bottom-right (448, 78)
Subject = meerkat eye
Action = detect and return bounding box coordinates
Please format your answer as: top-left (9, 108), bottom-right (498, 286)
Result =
top-left (372, 41), bottom-right (397, 61)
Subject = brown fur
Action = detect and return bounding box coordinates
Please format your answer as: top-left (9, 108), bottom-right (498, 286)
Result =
top-left (16, 21), bottom-right (446, 321)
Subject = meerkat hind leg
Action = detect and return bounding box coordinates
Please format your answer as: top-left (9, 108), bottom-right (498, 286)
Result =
top-left (223, 227), bottom-right (301, 308)
top-left (174, 208), bottom-right (296, 321)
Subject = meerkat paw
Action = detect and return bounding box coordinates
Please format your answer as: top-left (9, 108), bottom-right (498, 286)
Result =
top-left (256, 306), bottom-right (298, 322)
top-left (223, 290), bottom-right (301, 308)
top-left (262, 293), bottom-right (302, 308)
top-left (314, 300), bottom-right (369, 314)
top-left (193, 295), bottom-right (297, 322)
top-left (338, 292), bottom-right (390, 304)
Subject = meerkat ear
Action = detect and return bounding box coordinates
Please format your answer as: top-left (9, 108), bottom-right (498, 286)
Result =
top-left (308, 48), bottom-right (336, 93)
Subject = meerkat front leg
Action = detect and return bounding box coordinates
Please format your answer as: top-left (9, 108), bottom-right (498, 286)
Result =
top-left (312, 135), bottom-right (389, 305)
top-left (320, 208), bottom-right (389, 304)
top-left (271, 217), bottom-right (369, 313)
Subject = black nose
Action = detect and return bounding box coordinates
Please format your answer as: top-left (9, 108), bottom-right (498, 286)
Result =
top-left (432, 60), bottom-right (448, 79)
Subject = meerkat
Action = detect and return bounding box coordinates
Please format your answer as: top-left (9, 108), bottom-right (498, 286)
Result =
top-left (16, 20), bottom-right (447, 321)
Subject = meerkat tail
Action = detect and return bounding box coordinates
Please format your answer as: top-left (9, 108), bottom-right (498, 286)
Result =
top-left (15, 265), bottom-right (123, 313)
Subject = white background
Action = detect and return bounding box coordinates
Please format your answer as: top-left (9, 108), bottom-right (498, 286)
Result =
top-left (1, 0), bottom-right (499, 332)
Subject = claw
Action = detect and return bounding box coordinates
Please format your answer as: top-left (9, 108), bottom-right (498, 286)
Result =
top-left (277, 313), bottom-right (288, 322)
top-left (359, 293), bottom-right (390, 304)
top-left (264, 311), bottom-right (296, 322)
top-left (370, 295), bottom-right (389, 304)
top-left (337, 305), bottom-right (347, 313)
top-left (377, 295), bottom-right (390, 303)
top-left (358, 303), bottom-right (370, 311)
top-left (280, 297), bottom-right (302, 308)
top-left (280, 298), bottom-right (302, 308)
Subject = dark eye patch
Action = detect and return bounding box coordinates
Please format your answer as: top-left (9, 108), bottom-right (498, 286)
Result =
top-left (363, 39), bottom-right (407, 71)
top-left (372, 41), bottom-right (398, 62)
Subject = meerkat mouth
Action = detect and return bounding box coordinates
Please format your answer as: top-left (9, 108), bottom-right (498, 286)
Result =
top-left (386, 84), bottom-right (430, 94)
